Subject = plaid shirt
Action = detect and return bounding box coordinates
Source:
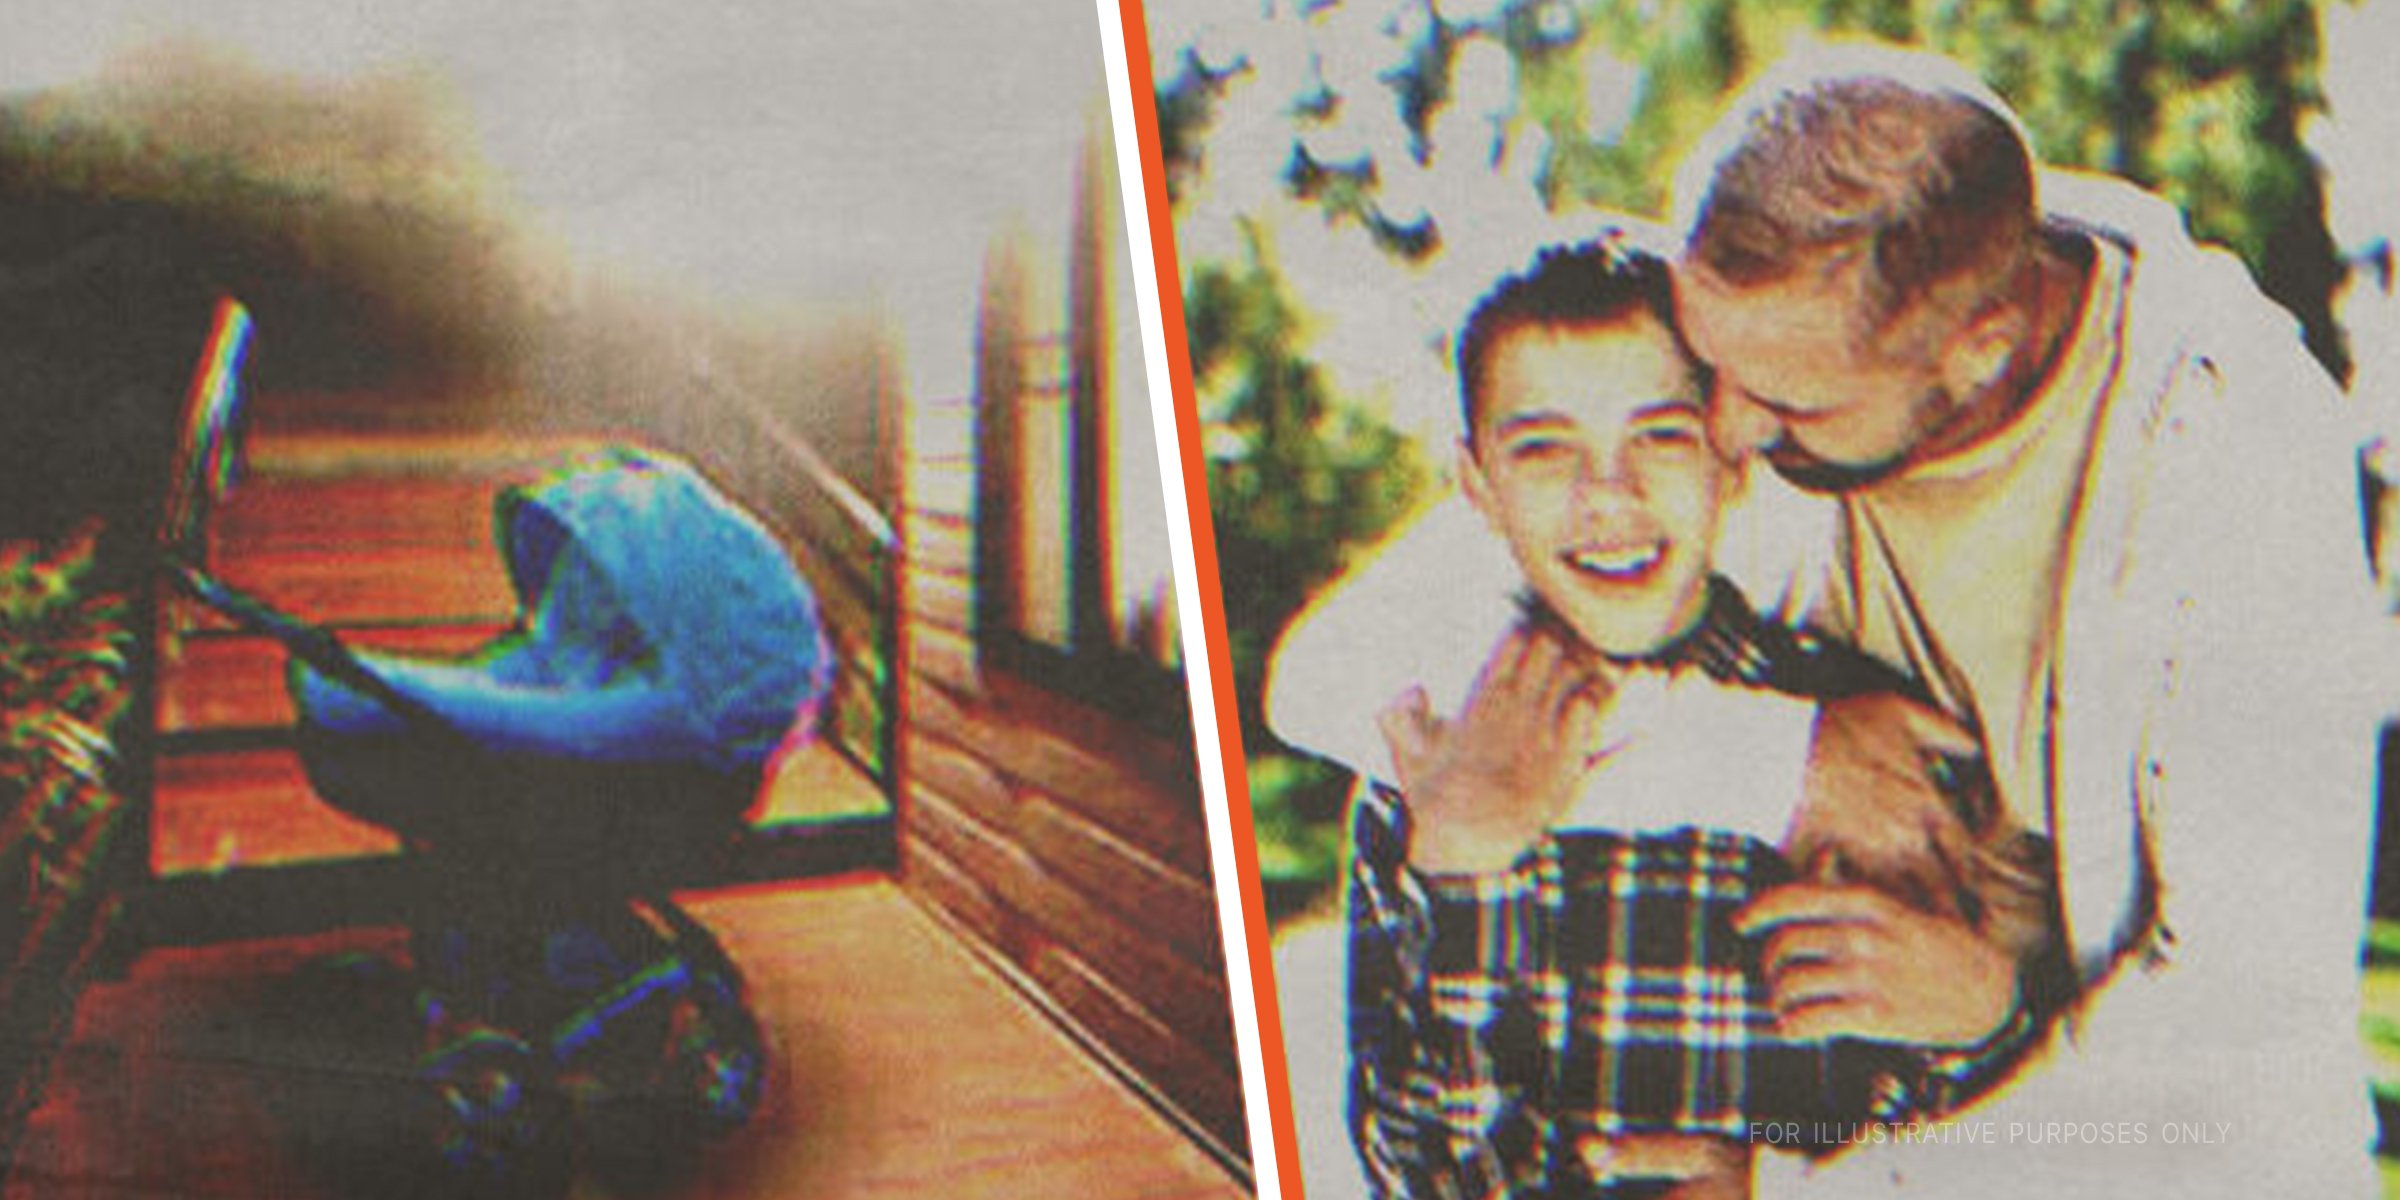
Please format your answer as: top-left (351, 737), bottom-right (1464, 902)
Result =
top-left (1344, 582), bottom-right (2044, 1199)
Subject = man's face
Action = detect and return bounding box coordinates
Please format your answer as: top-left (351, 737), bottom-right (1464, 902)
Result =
top-left (1673, 260), bottom-right (1952, 492)
top-left (1462, 317), bottom-right (1724, 659)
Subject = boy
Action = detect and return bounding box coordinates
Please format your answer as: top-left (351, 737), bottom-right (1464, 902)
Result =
top-left (1272, 237), bottom-right (2052, 1199)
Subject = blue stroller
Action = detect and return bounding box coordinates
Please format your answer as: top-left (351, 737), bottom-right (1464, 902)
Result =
top-left (176, 446), bottom-right (831, 1193)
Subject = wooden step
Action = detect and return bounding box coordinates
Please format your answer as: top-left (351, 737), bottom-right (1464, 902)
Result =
top-left (211, 478), bottom-right (498, 556)
top-left (238, 425), bottom-right (624, 479)
top-left (159, 626), bottom-right (509, 738)
top-left (200, 548), bottom-right (516, 629)
top-left (195, 468), bottom-right (519, 628)
top-left (152, 750), bottom-right (401, 877)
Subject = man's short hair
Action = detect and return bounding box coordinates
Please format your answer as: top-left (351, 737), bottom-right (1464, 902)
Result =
top-left (1456, 234), bottom-right (1691, 442)
top-left (1674, 42), bottom-right (2038, 333)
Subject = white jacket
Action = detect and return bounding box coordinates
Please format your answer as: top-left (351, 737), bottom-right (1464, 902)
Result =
top-left (1268, 171), bottom-right (2395, 1197)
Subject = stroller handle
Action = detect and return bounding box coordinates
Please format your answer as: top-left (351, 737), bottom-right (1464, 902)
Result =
top-left (165, 557), bottom-right (464, 741)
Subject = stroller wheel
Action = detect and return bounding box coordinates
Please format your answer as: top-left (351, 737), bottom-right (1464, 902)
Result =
top-left (577, 967), bottom-right (765, 1193)
top-left (666, 969), bottom-right (767, 1135)
top-left (418, 1027), bottom-right (570, 1196)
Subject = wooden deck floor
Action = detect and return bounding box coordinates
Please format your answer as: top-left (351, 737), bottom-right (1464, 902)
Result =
top-left (7, 397), bottom-right (1245, 1196)
top-left (5, 881), bottom-right (1247, 1199)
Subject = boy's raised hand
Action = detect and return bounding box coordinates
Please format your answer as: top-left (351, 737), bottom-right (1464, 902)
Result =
top-left (1377, 622), bottom-right (1613, 874)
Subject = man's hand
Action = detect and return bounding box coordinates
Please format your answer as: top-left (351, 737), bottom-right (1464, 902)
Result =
top-left (1734, 882), bottom-right (2018, 1047)
top-left (1786, 691), bottom-right (1983, 919)
top-left (1581, 1135), bottom-right (1749, 1199)
top-left (1377, 624), bottom-right (1612, 874)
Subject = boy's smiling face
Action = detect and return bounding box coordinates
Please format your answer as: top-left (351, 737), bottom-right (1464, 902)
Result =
top-left (1461, 316), bottom-right (1725, 659)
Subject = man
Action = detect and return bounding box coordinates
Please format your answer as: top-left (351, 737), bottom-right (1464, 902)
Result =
top-left (1666, 43), bottom-right (2387, 1196)
top-left (1273, 41), bottom-right (2389, 1198)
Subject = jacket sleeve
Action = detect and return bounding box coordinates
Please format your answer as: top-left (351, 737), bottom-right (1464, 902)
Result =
top-left (1269, 497), bottom-right (1521, 785)
top-left (1945, 279), bottom-right (2386, 1196)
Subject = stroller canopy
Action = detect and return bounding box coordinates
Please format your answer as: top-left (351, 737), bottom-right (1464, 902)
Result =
top-left (499, 447), bottom-right (831, 768)
top-left (299, 448), bottom-right (832, 776)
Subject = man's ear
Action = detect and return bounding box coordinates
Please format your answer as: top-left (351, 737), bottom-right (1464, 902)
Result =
top-left (1938, 306), bottom-right (2019, 401)
top-left (1457, 440), bottom-right (1500, 530)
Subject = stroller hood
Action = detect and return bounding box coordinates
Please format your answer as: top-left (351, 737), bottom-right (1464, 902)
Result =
top-left (491, 447), bottom-right (832, 771)
top-left (293, 447), bottom-right (832, 780)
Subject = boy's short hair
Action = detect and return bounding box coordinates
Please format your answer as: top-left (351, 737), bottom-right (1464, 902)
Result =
top-left (1455, 236), bottom-right (1696, 442)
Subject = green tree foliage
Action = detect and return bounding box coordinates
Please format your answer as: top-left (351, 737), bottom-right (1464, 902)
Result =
top-left (1168, 0), bottom-right (2339, 360)
top-left (0, 528), bottom-right (135, 963)
top-left (1190, 246), bottom-right (1426, 711)
top-left (1185, 239), bottom-right (1427, 915)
